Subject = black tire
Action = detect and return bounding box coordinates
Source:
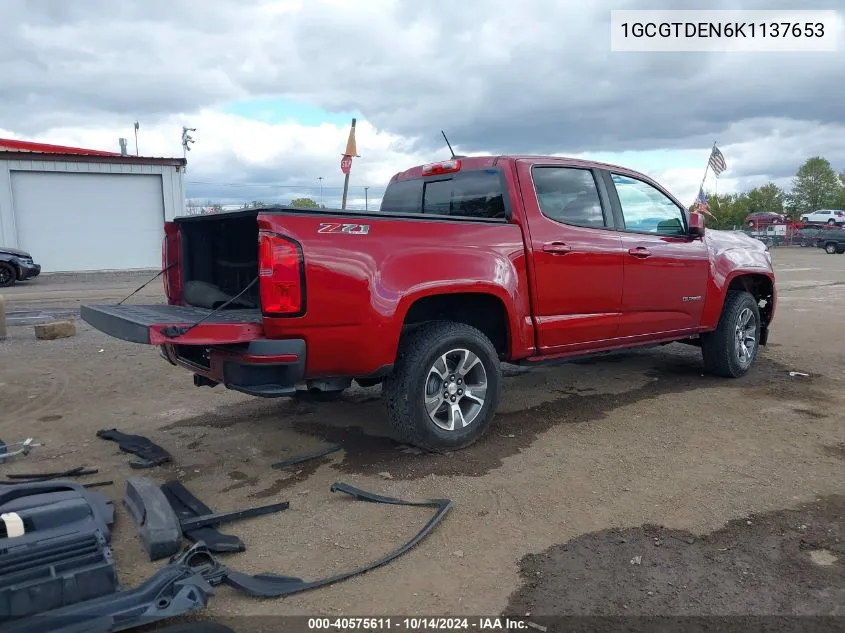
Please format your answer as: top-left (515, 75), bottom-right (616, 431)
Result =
top-left (825, 242), bottom-right (837, 254)
top-left (0, 262), bottom-right (16, 288)
top-left (382, 321), bottom-right (502, 450)
top-left (700, 290), bottom-right (761, 378)
top-left (828, 219), bottom-right (836, 225)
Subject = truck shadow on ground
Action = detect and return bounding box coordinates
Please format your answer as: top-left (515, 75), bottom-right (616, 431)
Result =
top-left (163, 344), bottom-right (835, 483)
top-left (504, 494), bottom-right (845, 617)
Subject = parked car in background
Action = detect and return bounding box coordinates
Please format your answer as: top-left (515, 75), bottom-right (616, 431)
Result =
top-left (0, 246), bottom-right (41, 287)
top-left (81, 155), bottom-right (777, 450)
top-left (745, 211), bottom-right (785, 229)
top-left (796, 226), bottom-right (826, 247)
top-left (801, 209), bottom-right (845, 226)
top-left (818, 229), bottom-right (845, 254)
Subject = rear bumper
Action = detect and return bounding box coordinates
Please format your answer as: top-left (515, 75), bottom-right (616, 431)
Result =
top-left (162, 338), bottom-right (306, 398)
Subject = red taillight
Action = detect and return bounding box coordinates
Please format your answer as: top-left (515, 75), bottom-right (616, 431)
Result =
top-left (162, 223), bottom-right (182, 305)
top-left (421, 159), bottom-right (461, 176)
top-left (258, 232), bottom-right (304, 316)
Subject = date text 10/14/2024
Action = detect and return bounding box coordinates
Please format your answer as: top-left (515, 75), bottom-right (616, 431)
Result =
top-left (307, 618), bottom-right (539, 631)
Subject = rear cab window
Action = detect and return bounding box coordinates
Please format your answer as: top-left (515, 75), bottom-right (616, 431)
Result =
top-left (380, 169), bottom-right (507, 220)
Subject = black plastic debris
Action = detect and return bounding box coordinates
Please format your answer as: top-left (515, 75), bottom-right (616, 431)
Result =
top-left (2, 467), bottom-right (98, 483)
top-left (0, 481), bottom-right (116, 621)
top-left (95, 429), bottom-right (171, 469)
top-left (161, 481), bottom-right (245, 554)
top-left (124, 477), bottom-right (289, 561)
top-left (182, 482), bottom-right (453, 599)
top-left (1, 544), bottom-right (215, 633)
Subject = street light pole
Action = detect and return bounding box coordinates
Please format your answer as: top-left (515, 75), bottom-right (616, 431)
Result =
top-left (364, 186), bottom-right (369, 211)
top-left (318, 177), bottom-right (323, 208)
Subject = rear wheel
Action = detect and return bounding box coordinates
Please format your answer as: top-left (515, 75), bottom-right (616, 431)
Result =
top-left (701, 291), bottom-right (761, 378)
top-left (383, 321), bottom-right (502, 450)
top-left (828, 219), bottom-right (836, 225)
top-left (826, 242), bottom-right (837, 254)
top-left (0, 263), bottom-right (16, 288)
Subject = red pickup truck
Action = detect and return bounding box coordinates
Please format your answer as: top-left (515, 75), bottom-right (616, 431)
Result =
top-left (82, 155), bottom-right (776, 450)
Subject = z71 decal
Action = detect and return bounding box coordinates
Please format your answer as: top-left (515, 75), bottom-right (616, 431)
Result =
top-left (317, 222), bottom-right (370, 235)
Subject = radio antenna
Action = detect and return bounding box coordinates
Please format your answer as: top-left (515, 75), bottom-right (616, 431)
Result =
top-left (441, 130), bottom-right (456, 159)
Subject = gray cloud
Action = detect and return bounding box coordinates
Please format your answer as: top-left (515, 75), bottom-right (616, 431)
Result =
top-left (1, 0), bottom-right (843, 197)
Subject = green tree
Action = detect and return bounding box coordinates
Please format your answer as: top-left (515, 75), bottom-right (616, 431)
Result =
top-left (790, 156), bottom-right (840, 214)
top-left (745, 182), bottom-right (785, 214)
top-left (694, 192), bottom-right (748, 230)
top-left (835, 171), bottom-right (845, 210)
top-left (242, 200), bottom-right (272, 208)
top-left (289, 197), bottom-right (320, 208)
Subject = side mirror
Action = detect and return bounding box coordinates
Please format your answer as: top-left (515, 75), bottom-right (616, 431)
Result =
top-left (688, 212), bottom-right (706, 238)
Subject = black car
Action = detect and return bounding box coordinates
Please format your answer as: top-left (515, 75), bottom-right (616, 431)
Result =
top-left (0, 246), bottom-right (41, 287)
top-left (818, 231), bottom-right (845, 254)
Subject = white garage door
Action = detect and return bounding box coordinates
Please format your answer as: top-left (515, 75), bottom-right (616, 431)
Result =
top-left (11, 171), bottom-right (165, 272)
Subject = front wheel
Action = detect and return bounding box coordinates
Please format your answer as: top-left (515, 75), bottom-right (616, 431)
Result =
top-left (826, 243), bottom-right (837, 254)
top-left (382, 321), bottom-right (502, 450)
top-left (0, 263), bottom-right (16, 288)
top-left (700, 291), bottom-right (761, 378)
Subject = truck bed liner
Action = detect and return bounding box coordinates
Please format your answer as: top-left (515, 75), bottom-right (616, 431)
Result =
top-left (80, 304), bottom-right (262, 346)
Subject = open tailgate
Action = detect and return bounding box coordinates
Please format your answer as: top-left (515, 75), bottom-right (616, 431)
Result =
top-left (80, 304), bottom-right (263, 346)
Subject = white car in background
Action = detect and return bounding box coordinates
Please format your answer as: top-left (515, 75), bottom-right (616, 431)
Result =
top-left (801, 209), bottom-right (845, 225)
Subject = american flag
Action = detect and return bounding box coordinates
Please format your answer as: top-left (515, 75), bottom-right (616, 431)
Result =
top-left (708, 145), bottom-right (727, 176)
top-left (692, 187), bottom-right (713, 216)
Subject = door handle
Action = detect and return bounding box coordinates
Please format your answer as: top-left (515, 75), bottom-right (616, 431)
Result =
top-left (543, 242), bottom-right (572, 255)
top-left (627, 247), bottom-right (652, 258)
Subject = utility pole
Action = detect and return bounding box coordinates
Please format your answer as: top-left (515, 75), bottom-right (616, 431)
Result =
top-left (318, 177), bottom-right (323, 208)
top-left (340, 117), bottom-right (358, 210)
top-left (364, 186), bottom-right (369, 210)
top-left (134, 121), bottom-right (140, 156)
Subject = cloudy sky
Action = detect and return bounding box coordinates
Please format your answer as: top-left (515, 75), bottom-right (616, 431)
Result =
top-left (1, 0), bottom-right (844, 210)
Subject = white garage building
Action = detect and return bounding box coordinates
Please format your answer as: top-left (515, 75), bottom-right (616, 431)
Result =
top-left (0, 138), bottom-right (186, 272)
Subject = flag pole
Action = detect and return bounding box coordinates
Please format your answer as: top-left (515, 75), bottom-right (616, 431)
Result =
top-left (693, 140), bottom-right (717, 208)
top-left (698, 140), bottom-right (716, 193)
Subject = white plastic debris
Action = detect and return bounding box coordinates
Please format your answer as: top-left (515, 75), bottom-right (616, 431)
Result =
top-left (789, 371), bottom-right (809, 377)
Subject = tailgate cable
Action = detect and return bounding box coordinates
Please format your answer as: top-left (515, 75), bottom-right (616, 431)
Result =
top-left (161, 277), bottom-right (259, 339)
top-left (116, 264), bottom-right (175, 305)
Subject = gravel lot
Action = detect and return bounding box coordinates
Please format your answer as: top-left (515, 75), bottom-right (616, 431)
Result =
top-left (1, 248), bottom-right (844, 627)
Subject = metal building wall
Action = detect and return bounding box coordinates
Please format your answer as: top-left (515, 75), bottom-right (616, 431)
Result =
top-left (0, 158), bottom-right (185, 251)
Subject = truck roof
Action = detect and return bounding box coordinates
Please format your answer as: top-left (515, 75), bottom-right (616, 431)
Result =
top-left (387, 155), bottom-right (658, 186)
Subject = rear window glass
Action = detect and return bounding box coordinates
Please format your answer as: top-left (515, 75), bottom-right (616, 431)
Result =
top-left (379, 179), bottom-right (422, 214)
top-left (380, 170), bottom-right (506, 219)
top-left (422, 170), bottom-right (505, 219)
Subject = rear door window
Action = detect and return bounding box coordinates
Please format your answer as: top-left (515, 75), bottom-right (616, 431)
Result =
top-left (531, 166), bottom-right (608, 228)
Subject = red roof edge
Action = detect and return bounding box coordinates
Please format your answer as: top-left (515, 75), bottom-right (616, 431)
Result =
top-left (0, 137), bottom-right (123, 157)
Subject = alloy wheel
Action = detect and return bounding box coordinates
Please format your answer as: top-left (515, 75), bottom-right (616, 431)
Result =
top-left (423, 348), bottom-right (488, 431)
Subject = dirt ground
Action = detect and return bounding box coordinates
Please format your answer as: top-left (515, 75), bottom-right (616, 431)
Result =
top-left (1, 248), bottom-right (844, 627)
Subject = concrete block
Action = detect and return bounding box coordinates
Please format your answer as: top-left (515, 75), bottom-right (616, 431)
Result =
top-left (34, 320), bottom-right (76, 340)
